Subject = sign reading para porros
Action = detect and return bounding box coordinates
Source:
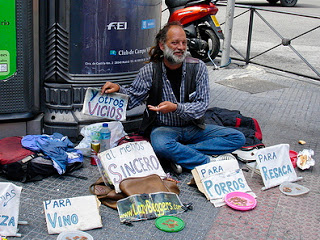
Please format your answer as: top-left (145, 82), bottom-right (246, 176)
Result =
top-left (98, 141), bottom-right (166, 193)
top-left (255, 144), bottom-right (299, 190)
top-left (192, 160), bottom-right (255, 207)
top-left (43, 195), bottom-right (102, 234)
top-left (82, 87), bottom-right (128, 121)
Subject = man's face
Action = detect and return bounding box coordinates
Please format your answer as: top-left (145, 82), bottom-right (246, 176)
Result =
top-left (160, 26), bottom-right (187, 64)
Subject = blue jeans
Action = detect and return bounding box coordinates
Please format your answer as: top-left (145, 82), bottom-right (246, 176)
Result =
top-left (150, 124), bottom-right (246, 170)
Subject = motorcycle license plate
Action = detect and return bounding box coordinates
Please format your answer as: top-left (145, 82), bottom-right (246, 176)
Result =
top-left (210, 15), bottom-right (220, 27)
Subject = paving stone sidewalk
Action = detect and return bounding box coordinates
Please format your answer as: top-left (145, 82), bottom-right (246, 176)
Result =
top-left (1, 63), bottom-right (319, 240)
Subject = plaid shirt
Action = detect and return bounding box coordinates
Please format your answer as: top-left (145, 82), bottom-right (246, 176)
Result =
top-left (119, 59), bottom-right (209, 127)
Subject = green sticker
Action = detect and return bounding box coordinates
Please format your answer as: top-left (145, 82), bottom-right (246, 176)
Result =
top-left (0, 0), bottom-right (17, 81)
top-left (155, 216), bottom-right (185, 232)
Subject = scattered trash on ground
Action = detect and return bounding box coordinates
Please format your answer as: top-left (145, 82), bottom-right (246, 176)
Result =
top-left (298, 140), bottom-right (306, 145)
top-left (297, 149), bottom-right (315, 170)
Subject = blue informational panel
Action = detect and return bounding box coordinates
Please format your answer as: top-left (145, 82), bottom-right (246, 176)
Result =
top-left (69, 0), bottom-right (161, 74)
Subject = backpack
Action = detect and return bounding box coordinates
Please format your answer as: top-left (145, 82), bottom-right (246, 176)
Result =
top-left (204, 107), bottom-right (265, 150)
top-left (0, 136), bottom-right (83, 182)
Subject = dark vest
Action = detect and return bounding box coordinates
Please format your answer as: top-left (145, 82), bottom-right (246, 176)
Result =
top-left (139, 57), bottom-right (205, 135)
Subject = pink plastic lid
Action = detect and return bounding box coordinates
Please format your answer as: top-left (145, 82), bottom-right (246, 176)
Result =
top-left (224, 191), bottom-right (257, 211)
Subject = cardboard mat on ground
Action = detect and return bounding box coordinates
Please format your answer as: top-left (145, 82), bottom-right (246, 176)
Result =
top-left (192, 158), bottom-right (256, 207)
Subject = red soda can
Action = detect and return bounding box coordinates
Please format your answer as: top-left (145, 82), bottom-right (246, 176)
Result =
top-left (90, 140), bottom-right (100, 165)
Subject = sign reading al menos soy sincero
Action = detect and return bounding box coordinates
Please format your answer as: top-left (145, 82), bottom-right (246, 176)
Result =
top-left (82, 88), bottom-right (128, 121)
top-left (98, 141), bottom-right (167, 193)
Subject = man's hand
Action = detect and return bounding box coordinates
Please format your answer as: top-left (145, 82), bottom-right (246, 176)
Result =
top-left (101, 81), bottom-right (120, 94)
top-left (148, 101), bottom-right (177, 114)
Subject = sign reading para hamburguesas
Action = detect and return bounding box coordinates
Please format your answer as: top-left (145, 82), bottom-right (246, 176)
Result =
top-left (43, 195), bottom-right (102, 234)
top-left (82, 87), bottom-right (129, 121)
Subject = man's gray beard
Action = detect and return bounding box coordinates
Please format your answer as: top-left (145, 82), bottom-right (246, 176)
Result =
top-left (163, 44), bottom-right (187, 64)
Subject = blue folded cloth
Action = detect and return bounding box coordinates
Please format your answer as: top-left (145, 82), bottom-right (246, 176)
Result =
top-left (22, 133), bottom-right (83, 174)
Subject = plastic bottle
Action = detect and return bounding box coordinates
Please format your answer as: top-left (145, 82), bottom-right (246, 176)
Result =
top-left (100, 123), bottom-right (111, 152)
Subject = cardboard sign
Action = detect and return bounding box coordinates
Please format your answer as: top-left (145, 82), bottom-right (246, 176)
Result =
top-left (0, 183), bottom-right (22, 237)
top-left (194, 158), bottom-right (239, 180)
top-left (192, 160), bottom-right (255, 207)
top-left (255, 144), bottom-right (299, 190)
top-left (117, 192), bottom-right (184, 223)
top-left (192, 158), bottom-right (239, 198)
top-left (43, 195), bottom-right (102, 234)
top-left (98, 141), bottom-right (166, 193)
top-left (202, 169), bottom-right (253, 200)
top-left (82, 87), bottom-right (128, 121)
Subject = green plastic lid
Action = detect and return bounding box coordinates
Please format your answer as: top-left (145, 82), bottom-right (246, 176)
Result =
top-left (155, 216), bottom-right (185, 232)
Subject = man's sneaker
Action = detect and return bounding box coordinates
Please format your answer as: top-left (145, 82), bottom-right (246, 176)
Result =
top-left (232, 148), bottom-right (258, 163)
top-left (170, 162), bottom-right (183, 174)
top-left (209, 153), bottom-right (237, 162)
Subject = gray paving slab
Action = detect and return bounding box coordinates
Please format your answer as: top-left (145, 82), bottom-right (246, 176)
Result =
top-left (1, 62), bottom-right (320, 240)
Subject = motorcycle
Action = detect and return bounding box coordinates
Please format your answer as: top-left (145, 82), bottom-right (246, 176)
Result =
top-left (165, 0), bottom-right (224, 62)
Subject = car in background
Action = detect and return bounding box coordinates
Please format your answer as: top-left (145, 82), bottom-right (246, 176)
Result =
top-left (218, 0), bottom-right (298, 7)
top-left (267, 0), bottom-right (297, 7)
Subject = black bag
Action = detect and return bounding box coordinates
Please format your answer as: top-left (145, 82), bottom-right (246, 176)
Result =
top-left (1, 154), bottom-right (56, 182)
top-left (204, 107), bottom-right (265, 150)
top-left (0, 136), bottom-right (83, 182)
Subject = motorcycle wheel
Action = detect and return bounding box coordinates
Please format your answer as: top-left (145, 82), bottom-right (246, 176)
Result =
top-left (280, 0), bottom-right (297, 7)
top-left (188, 27), bottom-right (220, 62)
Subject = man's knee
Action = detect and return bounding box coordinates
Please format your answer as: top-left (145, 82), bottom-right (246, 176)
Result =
top-left (150, 133), bottom-right (168, 154)
top-left (235, 131), bottom-right (246, 148)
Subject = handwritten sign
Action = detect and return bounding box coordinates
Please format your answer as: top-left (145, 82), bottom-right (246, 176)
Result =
top-left (43, 195), bottom-right (102, 234)
top-left (117, 192), bottom-right (184, 223)
top-left (202, 169), bottom-right (252, 200)
top-left (0, 183), bottom-right (22, 237)
top-left (82, 87), bottom-right (128, 121)
top-left (255, 144), bottom-right (298, 190)
top-left (192, 160), bottom-right (255, 207)
top-left (98, 141), bottom-right (166, 193)
top-left (194, 158), bottom-right (239, 180)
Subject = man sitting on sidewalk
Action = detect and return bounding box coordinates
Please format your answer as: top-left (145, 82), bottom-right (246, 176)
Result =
top-left (101, 22), bottom-right (245, 173)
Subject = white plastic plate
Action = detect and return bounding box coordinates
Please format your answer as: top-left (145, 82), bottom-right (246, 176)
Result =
top-left (279, 181), bottom-right (309, 196)
top-left (57, 230), bottom-right (93, 240)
